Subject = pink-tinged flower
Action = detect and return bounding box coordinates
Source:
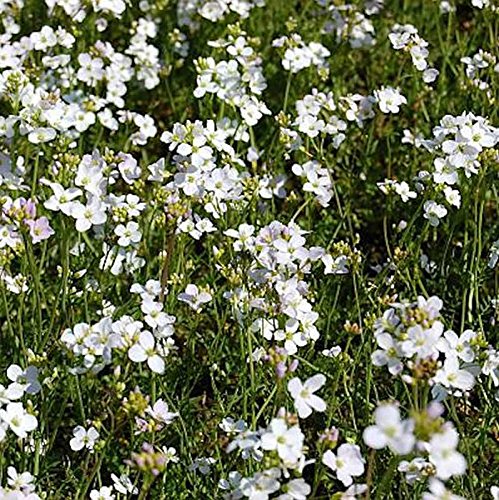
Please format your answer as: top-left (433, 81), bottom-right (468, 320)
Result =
top-left (21, 198), bottom-right (37, 220)
top-left (26, 217), bottom-right (54, 243)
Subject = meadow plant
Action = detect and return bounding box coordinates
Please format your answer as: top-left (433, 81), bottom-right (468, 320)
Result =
top-left (0, 0), bottom-right (498, 498)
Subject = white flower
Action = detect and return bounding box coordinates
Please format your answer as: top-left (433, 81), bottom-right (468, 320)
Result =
top-left (471, 0), bottom-right (490, 9)
top-left (189, 457), bottom-right (216, 475)
top-left (437, 329), bottom-right (476, 362)
top-left (423, 68), bottom-right (439, 83)
top-left (118, 154), bottom-right (141, 184)
top-left (90, 486), bottom-right (115, 500)
top-left (27, 127), bottom-right (56, 144)
top-left (363, 403), bottom-right (415, 454)
top-left (115, 221), bottom-right (141, 247)
top-left (219, 471), bottom-right (242, 496)
top-left (75, 157), bottom-right (105, 195)
top-left (322, 254), bottom-right (348, 275)
top-left (42, 181), bottom-right (82, 216)
top-left (0, 402), bottom-right (38, 438)
top-left (401, 321), bottom-right (443, 359)
top-left (433, 158), bottom-right (458, 185)
top-left (31, 26), bottom-right (57, 50)
top-left (374, 87), bottom-right (407, 114)
top-left (433, 354), bottom-right (475, 392)
top-left (443, 187), bottom-right (461, 208)
top-left (261, 418), bottom-right (304, 465)
top-left (7, 364), bottom-right (41, 394)
top-left (178, 284), bottom-right (212, 312)
top-left (340, 484), bottom-right (368, 499)
top-left (394, 181), bottom-right (417, 202)
top-left (274, 320), bottom-right (306, 355)
top-left (71, 197), bottom-right (107, 232)
top-left (322, 346), bottom-right (342, 358)
top-left (423, 479), bottom-right (465, 500)
top-left (278, 478), bottom-right (311, 499)
top-left (141, 298), bottom-right (174, 331)
top-left (322, 444), bottom-right (365, 487)
top-left (128, 330), bottom-right (165, 374)
top-left (111, 474), bottom-right (138, 495)
top-left (74, 110), bottom-right (96, 132)
top-left (428, 425), bottom-right (466, 480)
top-left (146, 399), bottom-right (178, 426)
top-left (162, 446), bottom-right (179, 464)
top-left (423, 201), bottom-right (447, 227)
top-left (70, 425), bottom-right (99, 451)
top-left (225, 224), bottom-right (255, 251)
top-left (371, 333), bottom-right (404, 375)
top-left (77, 53), bottom-right (104, 85)
top-left (240, 469), bottom-right (281, 498)
top-left (7, 466), bottom-right (35, 493)
top-left (0, 383), bottom-right (24, 404)
top-left (398, 457), bottom-right (431, 484)
top-left (287, 374), bottom-right (326, 419)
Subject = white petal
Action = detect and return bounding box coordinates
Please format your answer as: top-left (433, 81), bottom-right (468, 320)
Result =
top-left (70, 437), bottom-right (84, 451)
top-left (374, 404), bottom-right (400, 426)
top-left (295, 399), bottom-right (312, 419)
top-left (128, 345), bottom-right (147, 363)
top-left (304, 374), bottom-right (326, 392)
top-left (455, 370), bottom-right (475, 391)
top-left (308, 394), bottom-right (326, 412)
top-left (287, 377), bottom-right (302, 397)
top-left (148, 355), bottom-right (165, 374)
top-left (363, 425), bottom-right (387, 449)
top-left (139, 330), bottom-right (155, 349)
top-left (322, 450), bottom-right (337, 471)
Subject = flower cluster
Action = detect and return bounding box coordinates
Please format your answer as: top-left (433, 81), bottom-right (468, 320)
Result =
top-left (370, 295), bottom-right (498, 399)
top-left (292, 160), bottom-right (334, 207)
top-left (225, 220), bottom-right (352, 356)
top-left (388, 112), bottom-right (499, 226)
top-left (62, 279), bottom-right (176, 374)
top-left (273, 34), bottom-right (330, 74)
top-left (178, 0), bottom-right (264, 26)
top-left (1, 197), bottom-right (54, 247)
top-left (284, 88), bottom-right (346, 148)
top-left (160, 118), bottom-right (250, 230)
top-left (0, 365), bottom-right (39, 442)
top-left (461, 49), bottom-right (498, 99)
top-left (0, 0), bottom-right (497, 496)
top-left (325, 3), bottom-right (378, 49)
top-left (389, 24), bottom-right (439, 83)
top-left (194, 27), bottom-right (270, 126)
top-left (0, 467), bottom-right (41, 500)
top-left (219, 411), bottom-right (311, 498)
top-left (364, 402), bottom-right (467, 490)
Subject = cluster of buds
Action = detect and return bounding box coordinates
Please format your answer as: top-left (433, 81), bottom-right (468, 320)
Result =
top-left (1, 196), bottom-right (54, 246)
top-left (126, 442), bottom-right (170, 476)
top-left (412, 402), bottom-right (445, 442)
top-left (263, 347), bottom-right (299, 379)
top-left (121, 387), bottom-right (150, 417)
top-left (318, 427), bottom-right (339, 448)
